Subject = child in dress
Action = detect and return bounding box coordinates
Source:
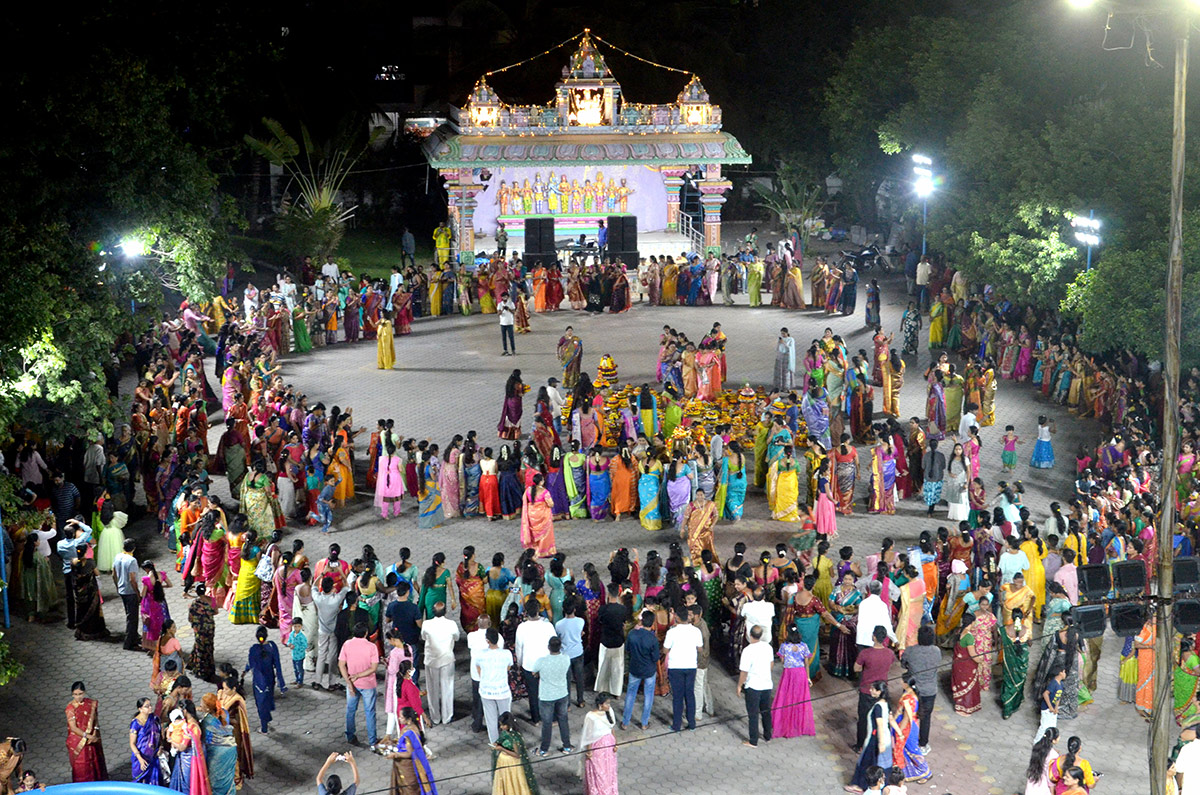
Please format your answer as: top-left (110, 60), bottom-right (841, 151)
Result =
top-left (882, 768), bottom-right (908, 795)
top-left (1001, 426), bottom-right (1023, 472)
top-left (1030, 416), bottom-right (1056, 470)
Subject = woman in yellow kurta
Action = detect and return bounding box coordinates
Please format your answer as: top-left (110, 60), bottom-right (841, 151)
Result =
top-left (979, 362), bottom-right (997, 426)
top-left (376, 317), bottom-right (395, 370)
top-left (883, 351), bottom-right (905, 417)
top-left (1020, 530), bottom-right (1048, 619)
top-left (928, 293), bottom-right (949, 348)
top-left (661, 259), bottom-right (678, 306)
top-left (211, 293), bottom-right (234, 330)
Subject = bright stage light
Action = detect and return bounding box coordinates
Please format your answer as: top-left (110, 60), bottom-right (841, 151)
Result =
top-left (120, 239), bottom-right (146, 258)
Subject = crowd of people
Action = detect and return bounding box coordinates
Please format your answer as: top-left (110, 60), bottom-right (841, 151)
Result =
top-left (6, 228), bottom-right (1200, 795)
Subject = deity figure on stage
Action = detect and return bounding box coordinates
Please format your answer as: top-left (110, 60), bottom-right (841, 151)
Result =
top-left (618, 178), bottom-right (634, 212)
top-left (496, 180), bottom-right (512, 216)
top-left (547, 172), bottom-right (561, 214)
top-left (583, 179), bottom-right (594, 213)
top-left (521, 179), bottom-right (533, 214)
top-left (570, 180), bottom-right (584, 213)
top-left (533, 173), bottom-right (548, 214)
top-left (605, 178), bottom-right (618, 212)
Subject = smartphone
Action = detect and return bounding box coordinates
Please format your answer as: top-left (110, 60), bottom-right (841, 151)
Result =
top-left (335, 755), bottom-right (345, 762)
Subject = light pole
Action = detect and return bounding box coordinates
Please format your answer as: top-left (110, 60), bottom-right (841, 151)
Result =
top-left (1070, 211), bottom-right (1101, 270)
top-left (913, 154), bottom-right (934, 256)
top-left (1069, 4), bottom-right (1187, 794)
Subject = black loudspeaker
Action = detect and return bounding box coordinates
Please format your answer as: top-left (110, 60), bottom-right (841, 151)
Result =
top-left (613, 250), bottom-right (639, 269)
top-left (1072, 605), bottom-right (1107, 639)
top-left (605, 216), bottom-right (624, 252)
top-left (1077, 565), bottom-right (1112, 602)
top-left (1177, 557), bottom-right (1200, 592)
top-left (523, 217), bottom-right (557, 266)
top-left (1178, 599), bottom-right (1200, 634)
top-left (1110, 602), bottom-right (1148, 635)
top-left (1112, 560), bottom-right (1148, 596)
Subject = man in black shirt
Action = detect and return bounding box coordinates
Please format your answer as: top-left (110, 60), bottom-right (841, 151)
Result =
top-left (384, 580), bottom-right (423, 685)
top-left (594, 583), bottom-right (631, 697)
top-left (621, 611), bottom-right (659, 730)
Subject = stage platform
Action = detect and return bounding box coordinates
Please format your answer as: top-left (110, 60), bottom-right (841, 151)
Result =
top-left (469, 228), bottom-right (699, 263)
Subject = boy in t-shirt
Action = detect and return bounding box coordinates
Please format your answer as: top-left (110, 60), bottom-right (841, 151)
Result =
top-left (286, 617), bottom-right (309, 686)
top-left (1036, 664), bottom-right (1065, 742)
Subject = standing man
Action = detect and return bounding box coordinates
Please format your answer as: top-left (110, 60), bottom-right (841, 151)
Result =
top-left (313, 576), bottom-right (352, 691)
top-left (737, 625), bottom-right (774, 747)
top-left (664, 606), bottom-right (703, 732)
top-left (921, 439), bottom-right (946, 517)
top-left (467, 615), bottom-right (493, 733)
top-left (531, 636), bottom-right (574, 756)
top-left (690, 604), bottom-right (715, 718)
top-left (112, 539), bottom-right (141, 650)
top-left (721, 257), bottom-right (736, 305)
top-left (904, 244), bottom-right (919, 297)
top-left (546, 378), bottom-right (566, 437)
top-left (774, 328), bottom-right (796, 392)
top-left (853, 626), bottom-right (897, 753)
top-left (48, 471), bottom-right (81, 536)
top-left (384, 581), bottom-right (423, 685)
top-left (495, 222), bottom-right (508, 258)
top-left (420, 602), bottom-right (460, 725)
top-left (433, 222), bottom-right (452, 266)
top-left (901, 625), bottom-right (941, 755)
top-left (475, 627), bottom-right (512, 743)
top-left (595, 583), bottom-right (631, 697)
top-left (338, 621), bottom-right (380, 748)
top-left (386, 266), bottom-right (403, 311)
top-left (56, 517), bottom-right (91, 629)
top-left (555, 600), bottom-right (587, 707)
top-left (915, 255), bottom-right (932, 312)
top-left (739, 587), bottom-right (775, 642)
top-left (498, 291), bottom-right (516, 357)
top-left (81, 435), bottom-right (105, 507)
top-left (621, 611), bottom-right (659, 731)
top-left (400, 226), bottom-right (416, 269)
top-left (597, 219), bottom-right (608, 260)
top-left (514, 598), bottom-right (556, 724)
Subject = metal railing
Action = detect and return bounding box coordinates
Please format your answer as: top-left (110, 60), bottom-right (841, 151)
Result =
top-left (679, 212), bottom-right (704, 255)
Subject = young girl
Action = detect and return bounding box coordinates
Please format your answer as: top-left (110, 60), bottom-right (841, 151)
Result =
top-left (1001, 426), bottom-right (1023, 472)
top-left (1030, 416), bottom-right (1056, 470)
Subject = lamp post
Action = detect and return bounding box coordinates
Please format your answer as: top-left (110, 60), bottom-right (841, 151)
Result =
top-left (913, 154), bottom-right (934, 256)
top-left (1069, 3), bottom-right (1186, 794)
top-left (1070, 211), bottom-right (1101, 270)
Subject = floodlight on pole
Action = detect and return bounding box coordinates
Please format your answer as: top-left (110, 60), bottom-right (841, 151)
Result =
top-left (1066, 0), bottom-right (1096, 8)
top-left (120, 239), bottom-right (146, 258)
top-left (1070, 211), bottom-right (1101, 270)
top-left (912, 154), bottom-right (935, 255)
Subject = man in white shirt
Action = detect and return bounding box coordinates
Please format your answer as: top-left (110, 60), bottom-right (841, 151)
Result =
top-left (498, 291), bottom-right (516, 356)
top-left (664, 606), bottom-right (703, 732)
top-left (475, 627), bottom-right (512, 743)
top-left (739, 588), bottom-right (775, 641)
top-left (387, 266), bottom-right (403, 311)
top-left (514, 598), bottom-right (556, 724)
top-left (856, 580), bottom-right (898, 648)
top-left (915, 255), bottom-right (932, 311)
top-left (466, 615), bottom-right (494, 734)
top-left (243, 283), bottom-right (260, 320)
top-left (737, 625), bottom-right (774, 746)
top-left (322, 259), bottom-right (340, 281)
top-left (546, 378), bottom-right (566, 437)
top-left (420, 602), bottom-right (461, 725)
top-left (958, 405), bottom-right (978, 440)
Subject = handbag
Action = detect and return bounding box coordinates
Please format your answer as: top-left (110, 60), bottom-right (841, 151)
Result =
top-left (255, 554), bottom-right (275, 582)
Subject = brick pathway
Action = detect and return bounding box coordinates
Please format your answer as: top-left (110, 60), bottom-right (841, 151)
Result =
top-left (0, 272), bottom-right (1154, 794)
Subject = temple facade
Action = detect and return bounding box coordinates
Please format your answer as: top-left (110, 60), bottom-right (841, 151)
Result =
top-left (422, 31), bottom-right (751, 261)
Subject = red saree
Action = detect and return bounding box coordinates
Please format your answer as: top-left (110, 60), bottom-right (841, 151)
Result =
top-left (66, 698), bottom-right (108, 781)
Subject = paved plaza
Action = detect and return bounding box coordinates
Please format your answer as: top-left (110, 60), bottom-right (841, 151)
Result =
top-left (0, 270), bottom-right (1155, 794)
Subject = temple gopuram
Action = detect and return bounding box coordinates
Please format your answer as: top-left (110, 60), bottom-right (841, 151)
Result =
top-left (422, 30), bottom-right (752, 263)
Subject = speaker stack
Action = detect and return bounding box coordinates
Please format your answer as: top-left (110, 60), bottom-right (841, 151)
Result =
top-left (606, 215), bottom-right (639, 269)
top-left (523, 217), bottom-right (558, 267)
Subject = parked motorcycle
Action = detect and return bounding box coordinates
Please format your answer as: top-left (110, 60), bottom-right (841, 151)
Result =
top-left (836, 237), bottom-right (894, 274)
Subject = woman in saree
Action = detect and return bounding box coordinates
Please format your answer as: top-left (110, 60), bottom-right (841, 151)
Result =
top-left (217, 678), bottom-right (254, 786)
top-left (974, 594), bottom-right (998, 691)
top-left (560, 441), bottom-right (587, 520)
top-left (824, 264), bottom-right (842, 314)
top-left (925, 369), bottom-right (948, 440)
top-left (129, 697), bottom-right (161, 785)
top-left (792, 573), bottom-right (849, 680)
top-left (229, 540), bottom-right (262, 625)
top-left (950, 612), bottom-right (982, 715)
top-left (587, 451), bottom-right (611, 521)
top-left (828, 572), bottom-right (863, 677)
top-left (935, 559), bottom-right (969, 647)
top-left (814, 458), bottom-right (839, 539)
top-left (979, 358), bottom-right (998, 426)
top-left (882, 349), bottom-right (904, 418)
top-left (214, 419), bottom-right (248, 498)
top-left (609, 446), bottom-right (637, 520)
top-left (660, 258), bottom-right (678, 305)
top-left (343, 289), bottom-right (361, 342)
top-left (581, 693), bottom-right (618, 795)
top-left (140, 560), bottom-right (171, 650)
top-left (72, 558), bottom-right (109, 641)
top-left (867, 438), bottom-right (897, 515)
top-left (498, 370), bottom-right (525, 441)
top-left (167, 702), bottom-right (210, 795)
top-left (188, 583), bottom-right (217, 681)
top-left (240, 461), bottom-right (279, 538)
top-left (459, 448), bottom-right (482, 518)
top-left (745, 257), bottom-right (764, 306)
top-left (721, 442), bottom-right (747, 521)
top-left (491, 712), bottom-right (539, 795)
top-left (1134, 618), bottom-right (1157, 718)
top-left (767, 446), bottom-right (802, 522)
top-left (1175, 637), bottom-right (1200, 727)
top-left (520, 475), bottom-right (557, 558)
top-left (637, 453), bottom-right (663, 531)
top-left (892, 678), bottom-right (933, 783)
top-left (455, 546), bottom-right (487, 632)
top-left (832, 435), bottom-right (859, 515)
top-left (377, 315), bottom-right (396, 369)
top-left (1001, 606), bottom-right (1032, 718)
top-left (200, 694), bottom-right (237, 795)
top-left (417, 451), bottom-right (444, 529)
top-left (998, 323), bottom-right (1019, 379)
top-left (928, 289), bottom-right (950, 348)
top-left (66, 682), bottom-right (107, 782)
top-left (662, 455), bottom-right (692, 527)
top-left (439, 439), bottom-right (461, 519)
top-left (387, 707), bottom-right (436, 795)
top-left (895, 565), bottom-right (925, 652)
